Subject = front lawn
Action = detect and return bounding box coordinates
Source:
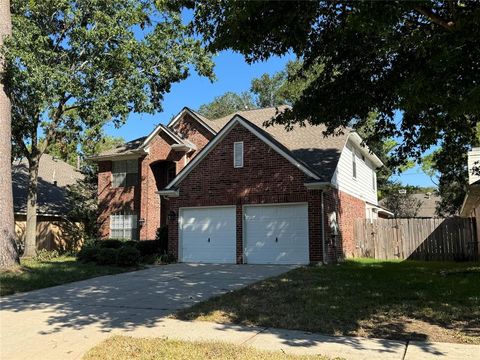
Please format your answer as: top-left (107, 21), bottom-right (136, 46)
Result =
top-left (83, 336), bottom-right (338, 360)
top-left (176, 259), bottom-right (480, 344)
top-left (0, 256), bottom-right (134, 296)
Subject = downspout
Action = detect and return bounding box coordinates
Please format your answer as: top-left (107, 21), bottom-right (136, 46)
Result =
top-left (321, 190), bottom-right (326, 264)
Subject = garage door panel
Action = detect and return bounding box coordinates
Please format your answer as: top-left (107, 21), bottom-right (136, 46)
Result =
top-left (180, 207), bottom-right (236, 264)
top-left (244, 204), bottom-right (309, 265)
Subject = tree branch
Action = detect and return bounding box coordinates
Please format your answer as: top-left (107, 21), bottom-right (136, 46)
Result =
top-left (414, 5), bottom-right (455, 31)
top-left (40, 94), bottom-right (72, 154)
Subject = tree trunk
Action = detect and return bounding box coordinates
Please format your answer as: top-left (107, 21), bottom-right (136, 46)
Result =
top-left (0, 0), bottom-right (19, 268)
top-left (23, 156), bottom-right (39, 257)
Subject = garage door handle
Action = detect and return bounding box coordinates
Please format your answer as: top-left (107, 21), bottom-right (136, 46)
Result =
top-left (208, 237), bottom-right (210, 243)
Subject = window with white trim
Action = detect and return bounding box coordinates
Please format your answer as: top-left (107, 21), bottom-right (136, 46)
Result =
top-left (352, 149), bottom-right (357, 179)
top-left (112, 159), bottom-right (138, 188)
top-left (234, 141), bottom-right (244, 168)
top-left (110, 210), bottom-right (138, 240)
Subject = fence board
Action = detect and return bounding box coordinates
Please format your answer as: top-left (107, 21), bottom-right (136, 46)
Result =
top-left (354, 217), bottom-right (479, 261)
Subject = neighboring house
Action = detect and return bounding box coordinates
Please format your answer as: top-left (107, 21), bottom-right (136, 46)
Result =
top-left (411, 193), bottom-right (440, 218)
top-left (91, 106), bottom-right (384, 264)
top-left (379, 192), bottom-right (440, 218)
top-left (12, 154), bottom-right (84, 251)
top-left (460, 147), bottom-right (480, 241)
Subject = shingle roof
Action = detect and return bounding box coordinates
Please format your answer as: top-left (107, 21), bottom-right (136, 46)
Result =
top-left (12, 154), bottom-right (84, 216)
top-left (90, 136), bottom-right (146, 158)
top-left (94, 105), bottom-right (352, 181)
top-left (206, 106), bottom-right (351, 181)
top-left (411, 193), bottom-right (441, 217)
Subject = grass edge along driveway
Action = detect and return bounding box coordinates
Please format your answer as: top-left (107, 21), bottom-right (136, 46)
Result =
top-left (175, 259), bottom-right (480, 345)
top-left (0, 256), bottom-right (134, 296)
top-left (83, 336), bottom-right (341, 360)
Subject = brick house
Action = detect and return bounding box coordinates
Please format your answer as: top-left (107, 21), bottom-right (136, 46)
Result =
top-left (91, 106), bottom-right (385, 264)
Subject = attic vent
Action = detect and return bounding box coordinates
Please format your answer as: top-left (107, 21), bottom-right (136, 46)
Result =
top-left (234, 142), bottom-right (244, 168)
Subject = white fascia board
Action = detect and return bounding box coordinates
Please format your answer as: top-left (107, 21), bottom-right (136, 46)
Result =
top-left (86, 150), bottom-right (146, 162)
top-left (171, 143), bottom-right (196, 152)
top-left (348, 132), bottom-right (384, 168)
top-left (167, 107), bottom-right (217, 136)
top-left (140, 123), bottom-right (183, 149)
top-left (304, 182), bottom-right (333, 190)
top-left (163, 115), bottom-right (320, 191)
top-left (156, 189), bottom-right (179, 197)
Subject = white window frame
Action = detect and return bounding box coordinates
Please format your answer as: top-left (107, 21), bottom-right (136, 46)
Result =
top-left (110, 210), bottom-right (138, 240)
top-left (234, 141), bottom-right (244, 168)
top-left (112, 159), bottom-right (138, 188)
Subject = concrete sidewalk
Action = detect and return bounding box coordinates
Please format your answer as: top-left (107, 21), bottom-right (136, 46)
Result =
top-left (114, 318), bottom-right (479, 360)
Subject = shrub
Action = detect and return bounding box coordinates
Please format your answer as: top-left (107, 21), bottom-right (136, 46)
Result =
top-left (156, 226), bottom-right (168, 252)
top-left (97, 239), bottom-right (125, 249)
top-left (34, 249), bottom-right (60, 262)
top-left (96, 248), bottom-right (119, 265)
top-left (153, 253), bottom-right (176, 265)
top-left (117, 246), bottom-right (141, 267)
top-left (136, 240), bottom-right (163, 256)
top-left (123, 241), bottom-right (138, 248)
top-left (77, 244), bottom-right (99, 263)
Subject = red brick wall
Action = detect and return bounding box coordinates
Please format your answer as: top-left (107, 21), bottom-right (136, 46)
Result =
top-left (97, 161), bottom-right (139, 239)
top-left (338, 190), bottom-right (365, 258)
top-left (97, 113), bottom-right (214, 241)
top-left (322, 189), bottom-right (365, 260)
top-left (173, 113), bottom-right (213, 161)
top-left (139, 132), bottom-right (184, 240)
top-left (167, 123), bottom-right (324, 263)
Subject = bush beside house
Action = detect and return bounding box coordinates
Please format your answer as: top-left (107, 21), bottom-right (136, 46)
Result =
top-left (77, 226), bottom-right (171, 267)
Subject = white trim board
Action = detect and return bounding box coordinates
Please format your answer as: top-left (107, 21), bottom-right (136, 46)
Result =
top-left (162, 115), bottom-right (320, 192)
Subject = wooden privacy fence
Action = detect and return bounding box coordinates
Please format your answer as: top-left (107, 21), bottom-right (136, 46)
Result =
top-left (354, 217), bottom-right (479, 261)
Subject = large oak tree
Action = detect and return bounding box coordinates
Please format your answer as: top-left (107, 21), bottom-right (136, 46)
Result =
top-left (184, 0), bottom-right (480, 212)
top-left (3, 0), bottom-right (213, 256)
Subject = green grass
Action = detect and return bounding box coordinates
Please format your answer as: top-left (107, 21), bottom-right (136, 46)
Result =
top-left (0, 256), bottom-right (134, 296)
top-left (176, 259), bottom-right (480, 344)
top-left (83, 336), bottom-right (340, 360)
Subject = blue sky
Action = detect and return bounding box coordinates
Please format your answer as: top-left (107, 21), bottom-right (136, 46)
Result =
top-left (103, 50), bottom-right (436, 188)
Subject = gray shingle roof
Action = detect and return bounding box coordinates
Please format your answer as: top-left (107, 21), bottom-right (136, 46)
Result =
top-left (90, 136), bottom-right (146, 158)
top-left (207, 106), bottom-right (351, 181)
top-left (93, 106), bottom-right (352, 181)
top-left (411, 193), bottom-right (441, 217)
top-left (12, 154), bottom-right (84, 216)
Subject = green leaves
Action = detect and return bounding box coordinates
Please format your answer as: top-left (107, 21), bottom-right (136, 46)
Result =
top-left (4, 0), bottom-right (214, 158)
top-left (188, 0), bottom-right (480, 214)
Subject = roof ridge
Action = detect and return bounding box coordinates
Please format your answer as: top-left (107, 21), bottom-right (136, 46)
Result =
top-left (211, 104), bottom-right (291, 121)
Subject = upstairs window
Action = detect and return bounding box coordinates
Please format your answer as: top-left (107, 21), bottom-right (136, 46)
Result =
top-left (234, 142), bottom-right (244, 168)
top-left (112, 159), bottom-right (138, 187)
top-left (110, 210), bottom-right (138, 240)
top-left (352, 149), bottom-right (357, 179)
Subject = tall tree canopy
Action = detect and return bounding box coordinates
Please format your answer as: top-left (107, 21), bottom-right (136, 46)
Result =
top-left (3, 0), bottom-right (214, 256)
top-left (197, 91), bottom-right (255, 118)
top-left (183, 0), bottom-right (480, 213)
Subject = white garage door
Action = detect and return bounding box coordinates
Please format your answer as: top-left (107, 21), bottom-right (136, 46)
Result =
top-left (244, 203), bottom-right (309, 264)
top-left (179, 206), bottom-right (236, 264)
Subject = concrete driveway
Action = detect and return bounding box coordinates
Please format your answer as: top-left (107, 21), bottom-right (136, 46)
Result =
top-left (0, 263), bottom-right (295, 360)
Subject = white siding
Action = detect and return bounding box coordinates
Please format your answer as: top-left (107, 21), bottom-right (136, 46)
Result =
top-left (331, 140), bottom-right (378, 205)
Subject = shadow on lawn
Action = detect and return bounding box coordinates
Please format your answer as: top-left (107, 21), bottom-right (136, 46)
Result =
top-left (175, 260), bottom-right (480, 351)
top-left (1, 262), bottom-right (477, 358)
